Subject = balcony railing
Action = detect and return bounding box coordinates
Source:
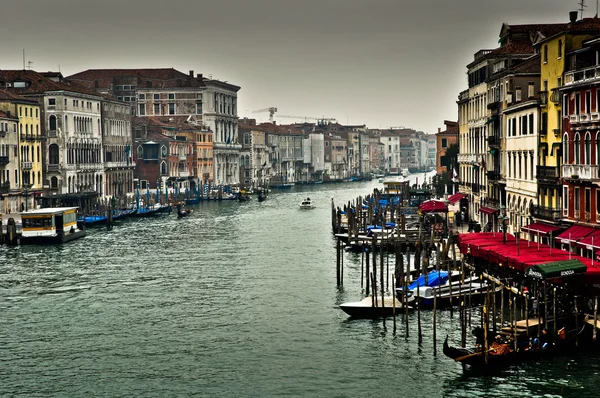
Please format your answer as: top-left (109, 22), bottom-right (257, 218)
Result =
top-left (564, 65), bottom-right (600, 85)
top-left (570, 114), bottom-right (580, 123)
top-left (562, 164), bottom-right (600, 181)
top-left (539, 91), bottom-right (548, 105)
top-left (537, 165), bottom-right (559, 182)
top-left (21, 161), bottom-right (33, 170)
top-left (487, 135), bottom-right (500, 146)
top-left (0, 155), bottom-right (9, 166)
top-left (550, 89), bottom-right (561, 104)
top-left (580, 113), bottom-right (591, 123)
top-left (487, 170), bottom-right (501, 181)
top-left (47, 130), bottom-right (58, 138)
top-left (0, 181), bottom-right (10, 194)
top-left (531, 205), bottom-right (561, 221)
top-left (552, 129), bottom-right (560, 137)
top-left (0, 130), bottom-right (6, 138)
top-left (47, 164), bottom-right (59, 172)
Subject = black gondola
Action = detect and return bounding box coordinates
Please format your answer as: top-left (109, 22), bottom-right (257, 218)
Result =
top-left (176, 204), bottom-right (192, 218)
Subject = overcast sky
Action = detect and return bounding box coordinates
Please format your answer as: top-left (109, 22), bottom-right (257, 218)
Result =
top-left (0, 0), bottom-right (585, 133)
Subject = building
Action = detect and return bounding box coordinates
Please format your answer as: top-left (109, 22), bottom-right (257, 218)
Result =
top-left (436, 120), bottom-right (458, 174)
top-left (0, 105), bottom-right (19, 211)
top-left (102, 98), bottom-right (134, 198)
top-left (302, 133), bottom-right (325, 182)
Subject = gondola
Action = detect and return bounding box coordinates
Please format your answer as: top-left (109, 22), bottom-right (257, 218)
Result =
top-left (176, 204), bottom-right (193, 218)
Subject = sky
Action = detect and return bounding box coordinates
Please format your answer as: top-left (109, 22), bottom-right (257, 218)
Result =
top-left (0, 0), bottom-right (587, 133)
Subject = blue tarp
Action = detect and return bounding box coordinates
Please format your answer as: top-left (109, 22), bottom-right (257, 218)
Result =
top-left (385, 222), bottom-right (397, 228)
top-left (408, 271), bottom-right (449, 290)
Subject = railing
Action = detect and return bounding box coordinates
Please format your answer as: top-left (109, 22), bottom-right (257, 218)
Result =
top-left (0, 155), bottom-right (9, 165)
top-left (570, 114), bottom-right (580, 123)
top-left (47, 164), bottom-right (59, 172)
top-left (487, 170), bottom-right (501, 181)
top-left (0, 130), bottom-right (6, 138)
top-left (580, 113), bottom-right (591, 123)
top-left (564, 65), bottom-right (600, 85)
top-left (562, 164), bottom-right (600, 181)
top-left (47, 130), bottom-right (58, 138)
top-left (550, 89), bottom-right (561, 104)
top-left (474, 49), bottom-right (493, 60)
top-left (539, 128), bottom-right (547, 137)
top-left (553, 129), bottom-right (560, 137)
top-left (592, 112), bottom-right (600, 122)
top-left (21, 161), bottom-right (33, 170)
top-left (531, 205), bottom-right (561, 221)
top-left (482, 198), bottom-right (500, 208)
top-left (179, 155), bottom-right (187, 161)
top-left (575, 210), bottom-right (580, 219)
top-left (537, 165), bottom-right (559, 182)
top-left (487, 135), bottom-right (500, 146)
top-left (179, 171), bottom-right (190, 177)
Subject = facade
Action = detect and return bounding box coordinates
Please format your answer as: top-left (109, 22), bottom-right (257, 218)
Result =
top-left (302, 133), bottom-right (325, 182)
top-left (325, 134), bottom-right (347, 181)
top-left (102, 98), bottom-right (134, 198)
top-left (436, 120), bottom-right (458, 174)
top-left (0, 109), bottom-right (19, 211)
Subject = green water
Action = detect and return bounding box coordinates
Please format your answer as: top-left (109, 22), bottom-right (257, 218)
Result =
top-left (1, 181), bottom-right (599, 397)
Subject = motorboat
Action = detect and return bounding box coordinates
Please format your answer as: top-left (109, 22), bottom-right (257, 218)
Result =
top-left (339, 295), bottom-right (414, 318)
top-left (300, 197), bottom-right (315, 209)
top-left (401, 168), bottom-right (409, 177)
top-left (19, 207), bottom-right (86, 244)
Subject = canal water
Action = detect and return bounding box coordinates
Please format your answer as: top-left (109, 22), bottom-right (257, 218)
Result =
top-left (2, 177), bottom-right (599, 397)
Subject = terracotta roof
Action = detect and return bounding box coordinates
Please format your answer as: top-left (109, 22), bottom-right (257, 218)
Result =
top-left (0, 70), bottom-right (101, 97)
top-left (511, 54), bottom-right (541, 74)
top-left (502, 23), bottom-right (568, 38)
top-left (0, 89), bottom-right (33, 102)
top-left (0, 110), bottom-right (18, 120)
top-left (67, 68), bottom-right (205, 90)
top-left (569, 17), bottom-right (600, 33)
top-left (488, 40), bottom-right (535, 56)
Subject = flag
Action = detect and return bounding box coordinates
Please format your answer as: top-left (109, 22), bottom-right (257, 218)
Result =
top-left (452, 166), bottom-right (458, 182)
top-left (226, 137), bottom-right (231, 145)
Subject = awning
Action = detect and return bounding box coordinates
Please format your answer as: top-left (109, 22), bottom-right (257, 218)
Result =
top-left (486, 115), bottom-right (498, 124)
top-left (419, 200), bottom-right (448, 213)
top-left (479, 206), bottom-right (499, 215)
top-left (521, 222), bottom-right (563, 236)
top-left (447, 192), bottom-right (467, 204)
top-left (576, 228), bottom-right (600, 250)
top-left (555, 225), bottom-right (596, 245)
top-left (525, 259), bottom-right (587, 280)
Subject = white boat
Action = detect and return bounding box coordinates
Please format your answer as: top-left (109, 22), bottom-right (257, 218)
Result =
top-left (401, 168), bottom-right (409, 177)
top-left (19, 207), bottom-right (86, 244)
top-left (300, 197), bottom-right (315, 209)
top-left (339, 295), bottom-right (414, 318)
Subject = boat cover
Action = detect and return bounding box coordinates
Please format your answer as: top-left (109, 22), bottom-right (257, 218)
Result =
top-left (408, 271), bottom-right (449, 290)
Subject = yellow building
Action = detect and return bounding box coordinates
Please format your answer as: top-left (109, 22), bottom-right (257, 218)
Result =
top-left (535, 13), bottom-right (600, 223)
top-left (0, 91), bottom-right (42, 211)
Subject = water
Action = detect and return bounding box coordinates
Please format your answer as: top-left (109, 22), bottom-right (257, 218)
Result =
top-left (2, 178), bottom-right (600, 397)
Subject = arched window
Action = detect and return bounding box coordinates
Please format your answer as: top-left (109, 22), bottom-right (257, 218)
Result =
top-left (37, 146), bottom-right (40, 162)
top-left (161, 145), bottom-right (167, 158)
top-left (51, 176), bottom-right (58, 189)
top-left (49, 144), bottom-right (60, 164)
top-left (161, 161), bottom-right (167, 175)
top-left (137, 145), bottom-right (144, 159)
top-left (65, 116), bottom-right (68, 131)
top-left (585, 132), bottom-right (592, 165)
top-left (563, 133), bottom-right (569, 164)
top-left (49, 115), bottom-right (57, 131)
top-left (574, 133), bottom-right (581, 164)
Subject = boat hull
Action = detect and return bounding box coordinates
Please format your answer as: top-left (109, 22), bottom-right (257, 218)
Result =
top-left (19, 229), bottom-right (86, 245)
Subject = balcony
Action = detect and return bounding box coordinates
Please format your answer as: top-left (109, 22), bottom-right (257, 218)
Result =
top-left (21, 161), bottom-right (33, 170)
top-left (0, 130), bottom-right (6, 138)
top-left (539, 128), bottom-right (547, 137)
top-left (537, 165), bottom-right (559, 183)
top-left (471, 183), bottom-right (480, 194)
top-left (552, 129), bottom-right (560, 137)
top-left (178, 171), bottom-right (190, 178)
top-left (179, 155), bottom-right (187, 161)
top-left (487, 170), bottom-right (501, 181)
top-left (487, 135), bottom-right (500, 147)
top-left (0, 181), bottom-right (10, 194)
top-left (0, 155), bottom-right (9, 166)
top-left (580, 113), bottom-right (591, 123)
top-left (569, 114), bottom-right (579, 123)
top-left (564, 65), bottom-right (600, 86)
top-left (550, 89), bottom-right (561, 104)
top-left (562, 164), bottom-right (600, 181)
top-left (592, 112), bottom-right (600, 122)
top-left (487, 101), bottom-right (500, 110)
top-left (47, 164), bottom-right (59, 172)
top-left (531, 205), bottom-right (561, 221)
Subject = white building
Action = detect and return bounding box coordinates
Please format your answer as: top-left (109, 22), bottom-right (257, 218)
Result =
top-left (380, 134), bottom-right (401, 173)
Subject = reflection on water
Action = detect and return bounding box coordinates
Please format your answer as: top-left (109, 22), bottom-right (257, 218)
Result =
top-left (1, 179), bottom-right (599, 397)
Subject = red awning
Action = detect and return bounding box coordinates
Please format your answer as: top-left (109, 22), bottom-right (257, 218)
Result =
top-left (576, 229), bottom-right (600, 250)
top-left (555, 225), bottom-right (596, 245)
top-left (479, 206), bottom-right (499, 215)
top-left (419, 200), bottom-right (448, 213)
top-left (447, 192), bottom-right (467, 205)
top-left (521, 222), bottom-right (564, 236)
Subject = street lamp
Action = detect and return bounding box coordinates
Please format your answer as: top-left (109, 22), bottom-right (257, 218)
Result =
top-left (502, 214), bottom-right (510, 244)
top-left (23, 183), bottom-right (33, 212)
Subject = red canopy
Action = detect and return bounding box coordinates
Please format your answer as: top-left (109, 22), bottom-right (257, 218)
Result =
top-left (555, 225), bottom-right (595, 245)
top-left (419, 200), bottom-right (448, 213)
top-left (576, 229), bottom-right (600, 250)
top-left (479, 206), bottom-right (499, 215)
top-left (447, 192), bottom-right (467, 204)
top-left (521, 222), bottom-right (564, 236)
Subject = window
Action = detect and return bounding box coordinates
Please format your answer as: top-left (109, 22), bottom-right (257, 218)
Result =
top-left (153, 94), bottom-right (160, 100)
top-left (49, 115), bottom-right (57, 131)
top-left (563, 133), bottom-right (569, 164)
top-left (563, 94), bottom-right (568, 117)
top-left (586, 188), bottom-right (591, 213)
top-left (586, 91), bottom-right (592, 113)
top-left (543, 45), bottom-right (548, 62)
top-left (168, 103), bottom-right (175, 115)
top-left (196, 102), bottom-right (202, 115)
top-left (585, 132), bottom-right (592, 164)
top-left (48, 98), bottom-right (56, 106)
top-left (153, 103), bottom-right (160, 115)
top-left (575, 133), bottom-right (581, 164)
top-left (441, 138), bottom-right (447, 148)
top-left (575, 187), bottom-right (580, 211)
top-left (558, 39), bottom-right (563, 58)
top-left (137, 145), bottom-right (143, 159)
top-left (139, 104), bottom-right (146, 116)
top-left (168, 93), bottom-right (175, 100)
top-left (116, 85), bottom-right (124, 90)
top-left (576, 93), bottom-right (581, 114)
top-left (139, 94), bottom-right (146, 100)
top-left (528, 114), bottom-right (534, 135)
top-left (512, 118), bottom-right (517, 136)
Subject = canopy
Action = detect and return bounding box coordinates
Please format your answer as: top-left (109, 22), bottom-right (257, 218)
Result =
top-left (576, 228), bottom-right (600, 250)
top-left (479, 206), bottom-right (499, 215)
top-left (555, 225), bottom-right (596, 245)
top-left (408, 271), bottom-right (449, 290)
top-left (521, 222), bottom-right (564, 236)
top-left (525, 259), bottom-right (587, 280)
top-left (447, 192), bottom-right (467, 205)
top-left (418, 200), bottom-right (448, 213)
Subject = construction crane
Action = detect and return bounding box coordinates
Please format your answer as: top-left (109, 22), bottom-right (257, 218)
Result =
top-left (252, 107), bottom-right (278, 122)
top-left (277, 115), bottom-right (337, 125)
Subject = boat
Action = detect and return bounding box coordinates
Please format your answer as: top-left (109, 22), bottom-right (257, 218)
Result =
top-left (300, 197), bottom-right (314, 209)
top-left (339, 295), bottom-right (413, 318)
top-left (77, 214), bottom-right (108, 227)
top-left (276, 183), bottom-right (294, 189)
top-left (404, 274), bottom-right (490, 308)
top-left (258, 192), bottom-right (267, 202)
top-left (401, 168), bottom-right (409, 177)
top-left (19, 207), bottom-right (86, 244)
top-left (238, 190), bottom-right (252, 202)
top-left (112, 208), bottom-right (136, 220)
top-left (131, 203), bottom-right (167, 217)
top-left (176, 204), bottom-right (193, 218)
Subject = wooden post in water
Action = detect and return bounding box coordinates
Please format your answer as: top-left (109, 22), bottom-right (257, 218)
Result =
top-left (500, 280), bottom-right (504, 329)
top-left (336, 238), bottom-right (341, 286)
top-left (574, 295), bottom-right (579, 347)
top-left (371, 273), bottom-right (376, 308)
top-left (594, 296), bottom-right (598, 342)
top-left (361, 246), bottom-right (364, 289)
top-left (433, 243), bottom-right (439, 355)
top-left (543, 281), bottom-right (548, 330)
top-left (525, 290), bottom-right (529, 340)
top-left (483, 291), bottom-right (489, 365)
top-left (392, 273), bottom-right (397, 334)
top-left (513, 290), bottom-right (518, 353)
top-left (491, 280), bottom-right (496, 335)
top-left (552, 286), bottom-right (557, 344)
top-left (447, 235), bottom-right (454, 317)
top-left (365, 248), bottom-right (370, 296)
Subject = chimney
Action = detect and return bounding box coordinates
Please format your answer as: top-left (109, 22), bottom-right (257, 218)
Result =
top-left (6, 110), bottom-right (11, 118)
top-left (197, 73), bottom-right (203, 80)
top-left (569, 11), bottom-right (578, 24)
top-left (94, 80), bottom-right (99, 88)
top-left (189, 70), bottom-right (194, 78)
top-left (438, 127), bottom-right (441, 133)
